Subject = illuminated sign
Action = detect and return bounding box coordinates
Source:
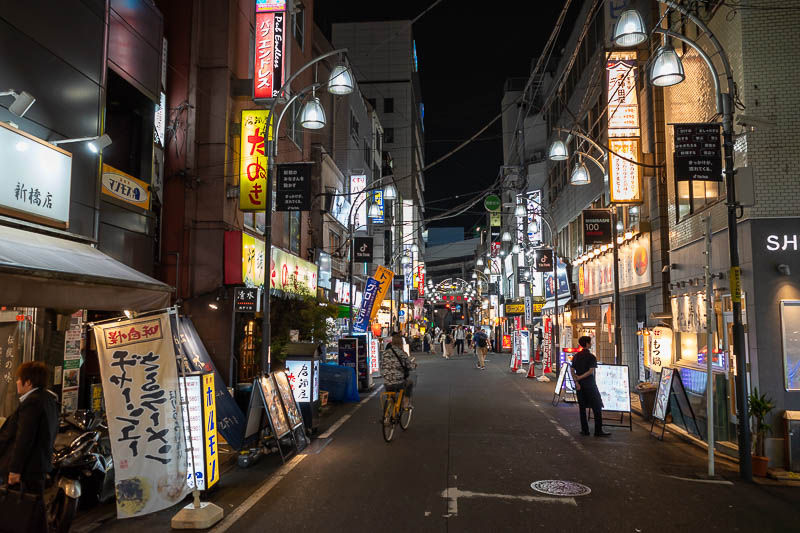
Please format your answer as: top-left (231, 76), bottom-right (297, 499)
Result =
top-left (371, 189), bottom-right (384, 223)
top-left (180, 372), bottom-right (219, 490)
top-left (271, 247), bottom-right (318, 295)
top-left (240, 110), bottom-right (272, 211)
top-left (606, 51), bottom-right (639, 137)
top-left (527, 190), bottom-right (543, 245)
top-left (579, 233), bottom-right (651, 298)
top-left (202, 373), bottom-right (218, 489)
top-left (255, 0), bottom-right (286, 11)
top-left (350, 174), bottom-right (367, 230)
top-left (609, 138), bottom-right (642, 203)
top-left (253, 6), bottom-right (287, 100)
top-left (242, 233), bottom-right (267, 288)
top-left (649, 326), bottom-right (673, 372)
top-left (286, 359), bottom-right (319, 403)
top-left (101, 164), bottom-right (150, 210)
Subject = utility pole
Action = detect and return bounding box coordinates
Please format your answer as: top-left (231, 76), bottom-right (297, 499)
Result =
top-left (704, 215), bottom-right (715, 477)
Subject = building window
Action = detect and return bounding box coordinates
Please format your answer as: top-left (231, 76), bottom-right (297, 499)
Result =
top-left (676, 176), bottom-right (723, 221)
top-left (291, 10), bottom-right (305, 50)
top-left (384, 98), bottom-right (394, 113)
top-left (384, 127), bottom-right (394, 144)
top-left (350, 111), bottom-right (360, 140)
top-left (367, 98), bottom-right (376, 110)
top-left (781, 301), bottom-right (800, 390)
top-left (364, 139), bottom-right (372, 168)
top-left (289, 99), bottom-right (304, 149)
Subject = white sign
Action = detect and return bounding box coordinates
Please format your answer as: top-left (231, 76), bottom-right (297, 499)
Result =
top-left (369, 337), bottom-right (380, 374)
top-left (286, 359), bottom-right (318, 403)
top-left (350, 174), bottom-right (367, 230)
top-left (179, 375), bottom-right (205, 490)
top-left (520, 329), bottom-right (530, 363)
top-left (527, 190), bottom-right (543, 245)
top-left (0, 122), bottom-right (72, 226)
top-left (595, 364), bottom-right (631, 412)
top-left (649, 326), bottom-right (673, 373)
top-left (766, 234), bottom-right (799, 251)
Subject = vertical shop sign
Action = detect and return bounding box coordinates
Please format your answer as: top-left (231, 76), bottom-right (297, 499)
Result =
top-left (179, 375), bottom-right (204, 490)
top-left (253, 1), bottom-right (287, 100)
top-left (202, 373), bottom-right (218, 488)
top-left (61, 310), bottom-right (85, 414)
top-left (582, 209), bottom-right (613, 246)
top-left (93, 312), bottom-right (190, 518)
top-left (350, 175), bottom-right (368, 230)
top-left (352, 265), bottom-right (393, 333)
top-left (370, 189), bottom-right (385, 223)
top-left (606, 51), bottom-right (640, 137)
top-left (240, 110), bottom-right (272, 211)
top-left (649, 326), bottom-right (673, 373)
top-left (609, 138), bottom-right (642, 203)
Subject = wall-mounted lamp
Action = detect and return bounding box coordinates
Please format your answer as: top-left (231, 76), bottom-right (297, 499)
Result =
top-left (0, 89), bottom-right (36, 118)
top-left (52, 133), bottom-right (113, 153)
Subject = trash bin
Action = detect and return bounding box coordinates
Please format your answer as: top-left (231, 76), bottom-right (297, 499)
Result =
top-left (784, 410), bottom-right (800, 472)
top-left (636, 382), bottom-right (658, 421)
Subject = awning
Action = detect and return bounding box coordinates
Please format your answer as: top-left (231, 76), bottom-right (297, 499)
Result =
top-left (541, 297), bottom-right (572, 312)
top-left (0, 225), bottom-right (172, 311)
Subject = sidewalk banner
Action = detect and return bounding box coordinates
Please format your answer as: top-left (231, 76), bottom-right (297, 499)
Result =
top-left (353, 265), bottom-right (394, 333)
top-left (93, 311), bottom-right (191, 518)
top-left (177, 317), bottom-right (246, 450)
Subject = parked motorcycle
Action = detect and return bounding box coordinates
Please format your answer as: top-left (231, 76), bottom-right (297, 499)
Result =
top-left (47, 410), bottom-right (114, 533)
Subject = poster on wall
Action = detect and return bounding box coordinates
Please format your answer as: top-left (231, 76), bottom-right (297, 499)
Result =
top-left (93, 312), bottom-right (191, 518)
top-left (62, 310), bottom-right (86, 415)
top-left (272, 371), bottom-right (304, 430)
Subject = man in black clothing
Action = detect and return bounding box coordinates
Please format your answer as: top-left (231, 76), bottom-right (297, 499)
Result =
top-left (570, 336), bottom-right (610, 437)
top-left (0, 361), bottom-right (59, 492)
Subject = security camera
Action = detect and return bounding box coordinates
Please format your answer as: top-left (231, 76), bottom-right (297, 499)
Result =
top-left (736, 115), bottom-right (776, 131)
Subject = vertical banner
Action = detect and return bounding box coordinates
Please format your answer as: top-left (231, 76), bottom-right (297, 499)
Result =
top-left (253, 1), bottom-right (287, 100)
top-left (240, 110), bottom-right (272, 211)
top-left (93, 312), bottom-right (190, 518)
top-left (62, 310), bottom-right (85, 414)
top-left (201, 373), bottom-right (219, 489)
top-left (352, 265), bottom-right (394, 333)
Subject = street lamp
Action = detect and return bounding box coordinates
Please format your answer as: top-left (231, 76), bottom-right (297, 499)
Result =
top-left (613, 0), bottom-right (750, 480)
top-left (612, 9), bottom-right (647, 47)
top-left (299, 91), bottom-right (326, 129)
top-left (383, 182), bottom-right (398, 200)
top-left (501, 231), bottom-right (512, 243)
top-left (514, 204), bottom-right (526, 217)
top-left (476, 257), bottom-right (484, 267)
top-left (260, 48), bottom-right (354, 376)
top-left (570, 161), bottom-right (591, 186)
top-left (548, 139), bottom-right (568, 161)
top-left (650, 43), bottom-right (685, 87)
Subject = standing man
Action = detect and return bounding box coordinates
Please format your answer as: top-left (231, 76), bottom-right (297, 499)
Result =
top-left (454, 326), bottom-right (465, 355)
top-left (0, 362), bottom-right (60, 492)
top-left (474, 328), bottom-right (489, 370)
top-left (570, 336), bottom-right (610, 437)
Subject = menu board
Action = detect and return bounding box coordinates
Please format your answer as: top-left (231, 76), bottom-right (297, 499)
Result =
top-left (179, 375), bottom-right (205, 490)
top-left (653, 367), bottom-right (674, 421)
top-left (259, 375), bottom-right (290, 438)
top-left (594, 364), bottom-right (631, 413)
top-left (554, 363), bottom-right (575, 395)
top-left (272, 371), bottom-right (303, 430)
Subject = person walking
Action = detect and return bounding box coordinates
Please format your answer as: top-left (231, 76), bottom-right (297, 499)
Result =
top-left (0, 362), bottom-right (59, 491)
top-left (465, 328), bottom-right (473, 351)
top-left (423, 331), bottom-right (431, 353)
top-left (570, 336), bottom-right (610, 437)
top-left (454, 326), bottom-right (465, 354)
top-left (443, 330), bottom-right (454, 359)
top-left (474, 328), bottom-right (489, 369)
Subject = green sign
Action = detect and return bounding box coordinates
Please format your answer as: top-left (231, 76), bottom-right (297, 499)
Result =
top-left (484, 194), bottom-right (501, 211)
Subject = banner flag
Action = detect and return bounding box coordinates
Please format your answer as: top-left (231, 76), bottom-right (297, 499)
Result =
top-left (353, 265), bottom-right (394, 333)
top-left (93, 311), bottom-right (191, 518)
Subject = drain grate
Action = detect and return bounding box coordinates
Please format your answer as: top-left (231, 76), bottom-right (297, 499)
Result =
top-left (530, 480), bottom-right (592, 497)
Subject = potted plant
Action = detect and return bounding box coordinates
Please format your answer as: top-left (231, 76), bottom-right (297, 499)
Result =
top-left (748, 388), bottom-right (775, 477)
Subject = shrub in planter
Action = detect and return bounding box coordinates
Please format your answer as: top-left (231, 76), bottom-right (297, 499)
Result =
top-left (748, 388), bottom-right (775, 477)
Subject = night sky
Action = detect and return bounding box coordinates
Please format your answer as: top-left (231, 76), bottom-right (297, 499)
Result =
top-left (315, 1), bottom-right (576, 234)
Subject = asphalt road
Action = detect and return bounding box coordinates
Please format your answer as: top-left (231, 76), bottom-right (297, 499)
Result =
top-left (87, 350), bottom-right (800, 532)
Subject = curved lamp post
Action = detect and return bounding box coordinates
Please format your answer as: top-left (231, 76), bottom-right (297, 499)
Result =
top-left (614, 0), bottom-right (748, 480)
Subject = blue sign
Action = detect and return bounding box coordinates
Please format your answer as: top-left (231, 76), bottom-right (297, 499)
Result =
top-left (371, 190), bottom-right (384, 223)
top-left (353, 275), bottom-right (381, 333)
top-left (338, 338), bottom-right (358, 370)
top-left (544, 257), bottom-right (571, 300)
top-left (176, 317), bottom-right (246, 451)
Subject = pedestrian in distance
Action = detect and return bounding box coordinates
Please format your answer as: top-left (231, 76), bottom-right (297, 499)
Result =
top-left (454, 326), bottom-right (465, 354)
top-left (423, 331), bottom-right (431, 353)
top-left (443, 331), bottom-right (454, 359)
top-left (465, 329), bottom-right (473, 351)
top-left (570, 336), bottom-right (611, 437)
top-left (474, 328), bottom-right (489, 369)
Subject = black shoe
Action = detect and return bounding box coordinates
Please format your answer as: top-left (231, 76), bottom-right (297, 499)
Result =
top-left (595, 431), bottom-right (612, 437)
top-left (579, 430), bottom-right (590, 436)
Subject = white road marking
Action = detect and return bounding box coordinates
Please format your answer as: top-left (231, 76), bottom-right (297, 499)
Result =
top-left (441, 486), bottom-right (577, 516)
top-left (211, 385), bottom-right (383, 532)
top-left (663, 474), bottom-right (734, 486)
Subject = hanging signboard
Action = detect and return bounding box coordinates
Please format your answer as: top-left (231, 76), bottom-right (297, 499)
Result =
top-left (578, 233), bottom-right (651, 299)
top-left (490, 210), bottom-right (502, 227)
top-left (607, 51), bottom-right (640, 137)
top-left (594, 364), bottom-right (631, 412)
top-left (275, 162), bottom-right (312, 211)
top-left (544, 257), bottom-right (570, 301)
top-left (673, 123), bottom-right (722, 182)
top-left (234, 286), bottom-right (260, 313)
top-left (582, 209), bottom-right (613, 246)
top-left (93, 312), bottom-right (191, 518)
top-left (534, 249), bottom-right (554, 272)
top-left (350, 174), bottom-right (368, 231)
top-left (370, 189), bottom-right (385, 223)
top-left (239, 110), bottom-right (272, 211)
top-left (649, 326), bottom-right (673, 373)
top-left (527, 190), bottom-right (543, 245)
top-left (609, 138), bottom-right (642, 204)
top-left (353, 236), bottom-right (374, 263)
top-left (0, 122), bottom-right (72, 228)
top-left (102, 164), bottom-right (150, 211)
top-left (253, 1), bottom-right (287, 101)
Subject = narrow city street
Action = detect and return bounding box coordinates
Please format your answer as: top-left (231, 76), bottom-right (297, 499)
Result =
top-left (86, 351), bottom-right (800, 533)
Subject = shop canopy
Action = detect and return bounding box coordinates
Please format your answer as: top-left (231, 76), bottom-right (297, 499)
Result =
top-left (0, 225), bottom-right (172, 311)
top-left (540, 297), bottom-right (572, 312)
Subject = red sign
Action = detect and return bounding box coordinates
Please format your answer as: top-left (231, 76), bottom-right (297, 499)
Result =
top-left (418, 267), bottom-right (425, 297)
top-left (253, 10), bottom-right (286, 100)
top-left (491, 241), bottom-right (500, 258)
top-left (502, 334), bottom-right (512, 350)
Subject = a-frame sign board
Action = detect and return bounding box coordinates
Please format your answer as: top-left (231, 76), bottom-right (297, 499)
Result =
top-left (587, 364), bottom-right (633, 431)
top-left (243, 373), bottom-right (305, 463)
top-left (650, 367), bottom-right (703, 440)
top-left (552, 362), bottom-right (577, 406)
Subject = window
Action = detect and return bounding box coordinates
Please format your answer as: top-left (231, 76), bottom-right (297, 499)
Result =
top-left (367, 98), bottom-right (376, 110)
top-left (289, 99), bottom-right (304, 149)
top-left (384, 98), bottom-right (394, 113)
top-left (291, 10), bottom-right (305, 50)
top-left (781, 301), bottom-right (800, 390)
top-left (350, 111), bottom-right (360, 139)
top-left (384, 127), bottom-right (394, 144)
top-left (364, 139), bottom-right (372, 168)
top-left (675, 176), bottom-right (723, 221)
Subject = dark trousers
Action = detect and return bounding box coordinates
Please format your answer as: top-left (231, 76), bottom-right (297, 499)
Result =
top-left (577, 386), bottom-right (603, 435)
top-left (454, 339), bottom-right (464, 354)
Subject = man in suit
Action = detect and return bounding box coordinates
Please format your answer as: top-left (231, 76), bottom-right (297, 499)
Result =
top-left (0, 361), bottom-right (59, 492)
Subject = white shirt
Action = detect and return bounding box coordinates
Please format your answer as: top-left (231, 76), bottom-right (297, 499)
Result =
top-left (19, 387), bottom-right (39, 403)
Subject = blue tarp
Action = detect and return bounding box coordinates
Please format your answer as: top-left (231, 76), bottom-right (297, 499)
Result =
top-left (319, 363), bottom-right (360, 403)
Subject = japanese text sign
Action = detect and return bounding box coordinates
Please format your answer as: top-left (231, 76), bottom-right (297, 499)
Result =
top-left (649, 326), bottom-right (673, 372)
top-left (240, 110), bottom-right (273, 211)
top-left (0, 122), bottom-right (72, 228)
top-left (286, 360), bottom-right (316, 403)
top-left (202, 373), bottom-right (219, 489)
top-left (93, 312), bottom-right (190, 518)
top-left (673, 123), bottom-right (723, 182)
top-left (242, 233), bottom-right (267, 288)
top-left (609, 138), bottom-right (642, 203)
top-left (102, 164), bottom-right (150, 211)
top-left (276, 162), bottom-right (312, 211)
top-left (271, 246), bottom-right (318, 295)
top-left (253, 7), bottom-right (286, 100)
top-left (606, 51), bottom-right (639, 137)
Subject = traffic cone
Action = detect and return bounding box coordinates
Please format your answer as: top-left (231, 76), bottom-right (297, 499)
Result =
top-left (526, 360), bottom-right (537, 379)
top-left (510, 352), bottom-right (520, 373)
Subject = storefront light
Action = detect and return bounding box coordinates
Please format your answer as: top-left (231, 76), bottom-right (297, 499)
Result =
top-left (617, 235), bottom-right (624, 244)
top-left (625, 231), bottom-right (634, 240)
top-left (600, 244), bottom-right (608, 252)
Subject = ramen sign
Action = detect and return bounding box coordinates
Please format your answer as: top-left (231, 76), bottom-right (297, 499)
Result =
top-left (578, 233), bottom-right (651, 298)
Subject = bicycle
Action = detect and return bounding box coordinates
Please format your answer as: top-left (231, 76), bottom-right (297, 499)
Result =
top-left (380, 389), bottom-right (413, 442)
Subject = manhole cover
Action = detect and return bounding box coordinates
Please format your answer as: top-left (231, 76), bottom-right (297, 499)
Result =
top-left (530, 480), bottom-right (591, 497)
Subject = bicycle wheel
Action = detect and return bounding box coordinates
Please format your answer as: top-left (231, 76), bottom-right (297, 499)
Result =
top-left (382, 396), bottom-right (396, 442)
top-left (400, 402), bottom-right (412, 430)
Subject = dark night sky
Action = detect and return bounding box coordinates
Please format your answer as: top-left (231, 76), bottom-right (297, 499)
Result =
top-left (314, 1), bottom-right (576, 234)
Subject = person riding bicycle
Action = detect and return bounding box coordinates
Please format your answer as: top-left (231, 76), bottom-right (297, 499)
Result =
top-left (380, 332), bottom-right (417, 408)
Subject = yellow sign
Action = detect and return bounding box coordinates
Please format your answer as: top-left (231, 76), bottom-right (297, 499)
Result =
top-left (202, 373), bottom-right (219, 489)
top-left (609, 138), bottom-right (642, 204)
top-left (370, 265), bottom-right (394, 323)
top-left (490, 210), bottom-right (501, 227)
top-left (730, 266), bottom-right (742, 303)
top-left (101, 164), bottom-right (150, 210)
top-left (505, 303), bottom-right (525, 315)
top-left (240, 110), bottom-right (272, 211)
top-left (242, 233), bottom-right (267, 287)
